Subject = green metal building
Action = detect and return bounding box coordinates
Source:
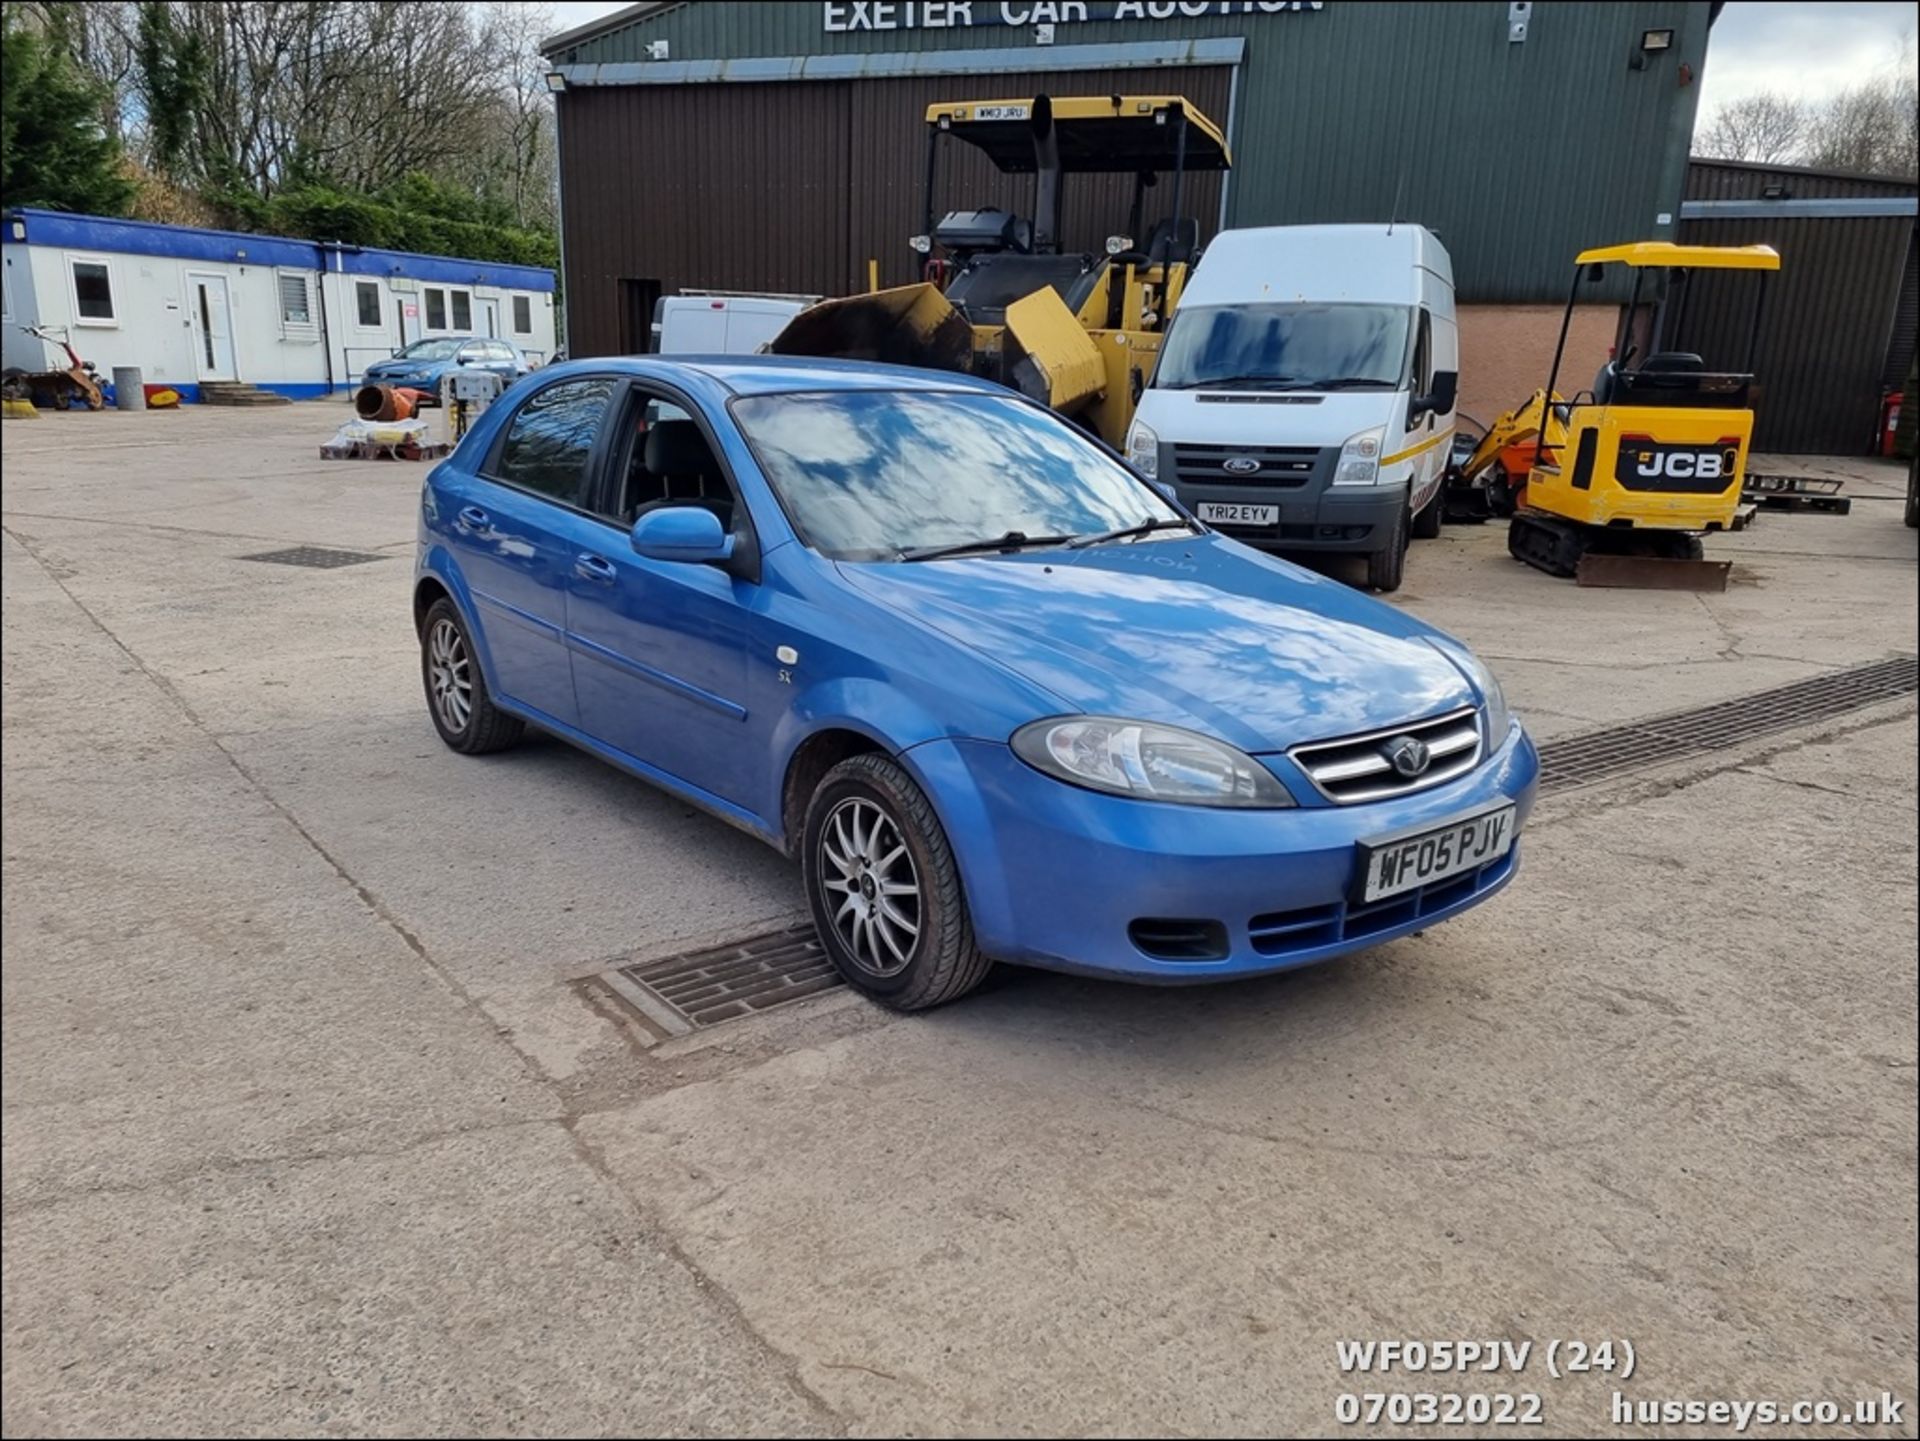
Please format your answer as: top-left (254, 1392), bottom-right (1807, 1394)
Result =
top-left (544, 1), bottom-right (1718, 359)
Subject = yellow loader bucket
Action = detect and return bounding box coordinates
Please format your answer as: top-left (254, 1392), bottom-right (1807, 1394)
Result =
top-left (769, 283), bottom-right (974, 372)
top-left (1002, 287), bottom-right (1106, 417)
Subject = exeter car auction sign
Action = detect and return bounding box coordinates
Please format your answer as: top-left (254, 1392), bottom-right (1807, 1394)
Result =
top-left (825, 0), bottom-right (1322, 32)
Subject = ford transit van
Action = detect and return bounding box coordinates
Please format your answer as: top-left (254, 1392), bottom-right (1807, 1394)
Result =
top-left (1125, 224), bottom-right (1458, 592)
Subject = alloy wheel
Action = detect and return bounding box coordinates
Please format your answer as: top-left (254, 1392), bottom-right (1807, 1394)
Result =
top-left (427, 617), bottom-right (473, 734)
top-left (818, 796), bottom-right (923, 977)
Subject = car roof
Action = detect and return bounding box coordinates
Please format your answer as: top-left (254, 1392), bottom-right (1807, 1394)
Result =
top-left (556, 353), bottom-right (1010, 398)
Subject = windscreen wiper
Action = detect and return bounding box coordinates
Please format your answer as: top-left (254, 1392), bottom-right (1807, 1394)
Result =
top-left (1170, 375), bottom-right (1298, 391)
top-left (899, 531), bottom-right (1077, 562)
top-left (1309, 376), bottom-right (1395, 390)
top-left (1065, 517), bottom-right (1199, 549)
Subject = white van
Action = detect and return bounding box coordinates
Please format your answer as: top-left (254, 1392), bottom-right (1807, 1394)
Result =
top-left (653, 291), bottom-right (818, 355)
top-left (1125, 224), bottom-right (1459, 592)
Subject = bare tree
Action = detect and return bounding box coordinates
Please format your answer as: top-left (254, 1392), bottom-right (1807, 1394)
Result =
top-left (1695, 91), bottom-right (1808, 165)
top-left (1804, 71), bottom-right (1918, 178)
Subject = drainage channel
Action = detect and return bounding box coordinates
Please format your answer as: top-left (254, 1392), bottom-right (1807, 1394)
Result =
top-left (595, 656), bottom-right (1918, 1037)
top-left (594, 923), bottom-right (842, 1043)
top-left (1535, 654), bottom-right (1918, 794)
top-left (240, 545), bottom-right (387, 569)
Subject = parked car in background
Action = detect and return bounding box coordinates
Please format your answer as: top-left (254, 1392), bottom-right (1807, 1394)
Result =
top-left (362, 336), bottom-right (527, 399)
top-left (413, 356), bottom-right (1536, 1010)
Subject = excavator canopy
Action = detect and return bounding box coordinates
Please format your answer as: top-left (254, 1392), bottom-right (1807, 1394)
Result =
top-left (1574, 242), bottom-right (1780, 271)
top-left (922, 95), bottom-right (1232, 173)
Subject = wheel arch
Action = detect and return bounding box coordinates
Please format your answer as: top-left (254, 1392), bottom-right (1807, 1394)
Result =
top-left (779, 727), bottom-right (888, 858)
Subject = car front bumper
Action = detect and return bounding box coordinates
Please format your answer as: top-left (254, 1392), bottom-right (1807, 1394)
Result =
top-left (904, 722), bottom-right (1539, 982)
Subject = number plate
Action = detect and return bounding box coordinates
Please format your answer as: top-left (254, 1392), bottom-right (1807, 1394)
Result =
top-left (1355, 804), bottom-right (1515, 904)
top-left (972, 104), bottom-right (1030, 120)
top-left (1197, 502), bottom-right (1278, 526)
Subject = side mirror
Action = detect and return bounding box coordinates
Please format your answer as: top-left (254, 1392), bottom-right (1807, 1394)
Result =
top-left (1149, 480), bottom-right (1179, 505)
top-left (630, 505), bottom-right (734, 565)
top-left (1414, 369), bottom-right (1458, 418)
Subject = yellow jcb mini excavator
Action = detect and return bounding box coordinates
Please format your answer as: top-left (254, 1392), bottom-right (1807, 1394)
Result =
top-left (1449, 241), bottom-right (1779, 589)
top-left (770, 93), bottom-right (1230, 448)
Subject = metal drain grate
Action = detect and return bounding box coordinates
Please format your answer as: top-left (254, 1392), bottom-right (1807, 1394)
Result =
top-left (240, 545), bottom-right (387, 569)
top-left (599, 923), bottom-right (842, 1038)
top-left (1537, 655), bottom-right (1918, 793)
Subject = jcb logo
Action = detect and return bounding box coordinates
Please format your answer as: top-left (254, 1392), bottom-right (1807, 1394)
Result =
top-left (1634, 449), bottom-right (1723, 480)
top-left (1617, 438), bottom-right (1743, 491)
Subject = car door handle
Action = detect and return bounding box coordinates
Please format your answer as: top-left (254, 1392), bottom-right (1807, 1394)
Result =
top-left (457, 506), bottom-right (492, 533)
top-left (575, 553), bottom-right (618, 584)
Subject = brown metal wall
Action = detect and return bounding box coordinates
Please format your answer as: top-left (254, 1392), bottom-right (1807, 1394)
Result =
top-left (557, 67), bottom-right (1228, 358)
top-left (1676, 160), bottom-right (1918, 454)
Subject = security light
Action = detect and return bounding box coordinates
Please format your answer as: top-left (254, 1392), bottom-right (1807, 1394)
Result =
top-left (544, 71), bottom-right (567, 93)
top-left (1641, 28), bottom-right (1673, 51)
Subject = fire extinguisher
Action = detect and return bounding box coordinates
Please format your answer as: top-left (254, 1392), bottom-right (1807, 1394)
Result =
top-left (1881, 388), bottom-right (1902, 457)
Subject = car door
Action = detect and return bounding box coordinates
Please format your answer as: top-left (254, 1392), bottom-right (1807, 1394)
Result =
top-left (560, 381), bottom-right (762, 809)
top-left (442, 374), bottom-right (618, 729)
top-left (482, 340), bottom-right (520, 379)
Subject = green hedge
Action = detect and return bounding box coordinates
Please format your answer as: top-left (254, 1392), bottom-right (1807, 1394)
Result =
top-left (207, 183), bottom-right (557, 271)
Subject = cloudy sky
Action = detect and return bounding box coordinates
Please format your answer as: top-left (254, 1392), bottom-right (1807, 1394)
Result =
top-left (544, 1), bottom-right (1917, 121)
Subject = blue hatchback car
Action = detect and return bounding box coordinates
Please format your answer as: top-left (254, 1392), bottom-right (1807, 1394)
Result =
top-left (414, 356), bottom-right (1538, 1009)
top-left (364, 336), bottom-right (527, 398)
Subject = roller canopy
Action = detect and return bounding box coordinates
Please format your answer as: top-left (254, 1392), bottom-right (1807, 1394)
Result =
top-left (923, 95), bottom-right (1232, 174)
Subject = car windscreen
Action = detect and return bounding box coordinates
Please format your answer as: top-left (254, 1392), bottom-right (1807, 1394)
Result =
top-left (1153, 303), bottom-right (1413, 391)
top-left (731, 389), bottom-right (1181, 562)
top-left (397, 339), bottom-right (462, 361)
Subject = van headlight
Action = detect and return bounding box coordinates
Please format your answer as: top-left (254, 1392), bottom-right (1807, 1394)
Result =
top-left (1124, 419), bottom-right (1159, 476)
top-left (1332, 425), bottom-right (1385, 486)
top-left (1012, 717), bottom-right (1295, 808)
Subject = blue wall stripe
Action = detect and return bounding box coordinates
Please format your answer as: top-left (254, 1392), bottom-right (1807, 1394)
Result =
top-left (3, 208), bottom-right (556, 292)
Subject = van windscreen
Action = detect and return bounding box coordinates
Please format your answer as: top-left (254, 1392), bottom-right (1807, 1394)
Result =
top-left (1153, 303), bottom-right (1412, 392)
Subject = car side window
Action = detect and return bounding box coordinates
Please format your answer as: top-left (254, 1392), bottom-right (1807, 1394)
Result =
top-left (596, 388), bottom-right (741, 534)
top-left (489, 378), bottom-right (614, 504)
top-left (490, 342), bottom-right (518, 364)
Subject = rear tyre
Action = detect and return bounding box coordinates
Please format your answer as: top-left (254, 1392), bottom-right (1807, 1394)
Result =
top-left (1411, 487), bottom-right (1444, 539)
top-left (802, 753), bottom-right (992, 1011)
top-left (1366, 492), bottom-right (1411, 592)
top-left (421, 598), bottom-right (524, 755)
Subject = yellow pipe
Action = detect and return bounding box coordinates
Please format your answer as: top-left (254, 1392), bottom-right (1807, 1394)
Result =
top-left (868, 258), bottom-right (879, 294)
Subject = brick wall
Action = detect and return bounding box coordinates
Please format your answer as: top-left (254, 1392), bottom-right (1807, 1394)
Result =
top-left (1456, 304), bottom-right (1619, 430)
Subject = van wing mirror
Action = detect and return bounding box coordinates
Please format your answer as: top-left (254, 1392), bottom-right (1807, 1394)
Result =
top-left (1413, 370), bottom-right (1457, 420)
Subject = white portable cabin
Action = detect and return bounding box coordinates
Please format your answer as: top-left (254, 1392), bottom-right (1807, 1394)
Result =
top-left (1, 208), bottom-right (557, 402)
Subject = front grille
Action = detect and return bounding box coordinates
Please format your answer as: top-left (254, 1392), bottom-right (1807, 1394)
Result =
top-left (1289, 706), bottom-right (1483, 803)
top-left (1249, 849), bottom-right (1516, 956)
top-left (1170, 443), bottom-right (1322, 489)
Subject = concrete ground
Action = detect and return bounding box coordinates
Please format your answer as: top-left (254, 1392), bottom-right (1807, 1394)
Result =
top-left (3, 402), bottom-right (1915, 1438)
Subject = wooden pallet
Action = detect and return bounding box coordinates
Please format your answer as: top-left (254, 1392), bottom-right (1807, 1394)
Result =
top-left (319, 440), bottom-right (451, 462)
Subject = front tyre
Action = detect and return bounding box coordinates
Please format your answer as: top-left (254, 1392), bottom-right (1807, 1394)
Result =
top-left (1411, 484), bottom-right (1444, 539)
top-left (802, 753), bottom-right (991, 1011)
top-left (1366, 491), bottom-right (1411, 592)
top-left (421, 597), bottom-right (524, 754)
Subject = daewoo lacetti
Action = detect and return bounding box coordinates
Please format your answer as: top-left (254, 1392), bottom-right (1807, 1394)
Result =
top-left (414, 356), bottom-right (1538, 1009)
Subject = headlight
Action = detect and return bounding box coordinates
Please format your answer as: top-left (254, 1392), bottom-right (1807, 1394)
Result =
top-left (1105, 234), bottom-right (1134, 256)
top-left (1332, 425), bottom-right (1385, 486)
top-left (1124, 418), bottom-right (1159, 476)
top-left (908, 233), bottom-right (932, 254)
top-left (1427, 638), bottom-right (1512, 745)
top-left (1012, 717), bottom-right (1295, 808)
